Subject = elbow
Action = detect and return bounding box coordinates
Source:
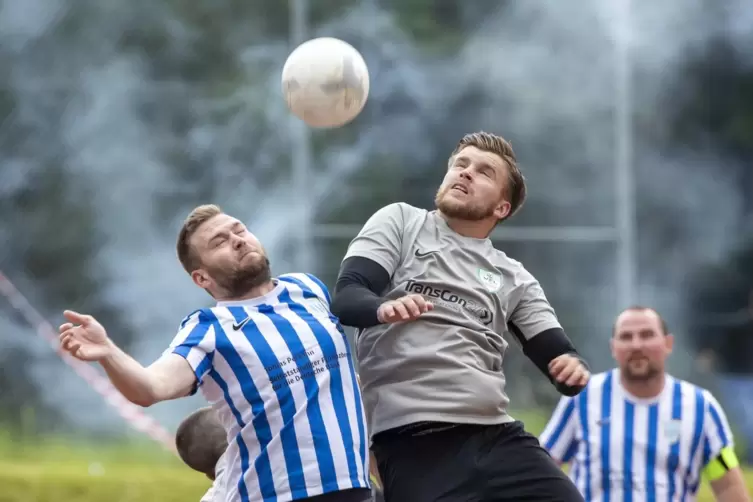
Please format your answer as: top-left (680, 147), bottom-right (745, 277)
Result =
top-left (329, 294), bottom-right (353, 326)
top-left (124, 383), bottom-right (160, 407)
top-left (129, 392), bottom-right (158, 408)
top-left (329, 294), bottom-right (346, 320)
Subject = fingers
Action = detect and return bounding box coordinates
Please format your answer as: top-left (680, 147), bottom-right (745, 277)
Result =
top-left (63, 310), bottom-right (90, 325)
top-left (401, 297), bottom-right (421, 318)
top-left (548, 356), bottom-right (568, 375)
top-left (378, 295), bottom-right (434, 323)
top-left (59, 330), bottom-right (78, 352)
top-left (409, 295), bottom-right (433, 314)
top-left (550, 355), bottom-right (590, 387)
top-left (377, 303), bottom-right (395, 323)
top-left (392, 301), bottom-right (411, 320)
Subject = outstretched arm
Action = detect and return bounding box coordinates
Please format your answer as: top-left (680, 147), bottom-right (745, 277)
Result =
top-left (100, 346), bottom-right (197, 407)
top-left (59, 310), bottom-right (206, 407)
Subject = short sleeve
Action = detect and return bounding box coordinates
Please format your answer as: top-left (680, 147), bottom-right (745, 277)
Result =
top-left (539, 396), bottom-right (579, 463)
top-left (702, 390), bottom-right (735, 466)
top-left (508, 267), bottom-right (562, 342)
top-left (342, 203), bottom-right (405, 276)
top-left (165, 309), bottom-right (216, 388)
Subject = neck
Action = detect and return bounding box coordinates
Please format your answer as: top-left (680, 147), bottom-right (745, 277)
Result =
top-left (438, 211), bottom-right (496, 239)
top-left (620, 370), bottom-right (666, 399)
top-left (217, 279), bottom-right (276, 302)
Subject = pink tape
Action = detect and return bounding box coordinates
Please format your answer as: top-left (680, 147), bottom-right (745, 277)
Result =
top-left (0, 271), bottom-right (177, 454)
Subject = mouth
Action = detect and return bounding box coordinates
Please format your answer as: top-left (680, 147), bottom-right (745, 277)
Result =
top-left (628, 355), bottom-right (648, 364)
top-left (450, 183), bottom-right (468, 195)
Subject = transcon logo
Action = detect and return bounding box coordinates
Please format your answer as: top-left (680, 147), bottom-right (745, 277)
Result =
top-left (405, 280), bottom-right (493, 325)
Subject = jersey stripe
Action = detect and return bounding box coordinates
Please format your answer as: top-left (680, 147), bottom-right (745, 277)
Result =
top-left (600, 371), bottom-right (612, 501)
top-left (206, 310), bottom-right (277, 502)
top-left (680, 389), bottom-right (706, 500)
top-left (281, 288), bottom-right (361, 487)
top-left (578, 385), bottom-right (593, 501)
top-left (666, 380), bottom-right (682, 502)
top-left (303, 273), bottom-right (332, 305)
top-left (228, 306), bottom-right (311, 499)
top-left (266, 298), bottom-right (341, 493)
top-left (623, 400), bottom-right (635, 502)
top-left (283, 275), bottom-right (369, 489)
top-left (645, 402), bottom-right (658, 502)
top-left (541, 398), bottom-right (575, 451)
top-left (708, 400), bottom-right (729, 445)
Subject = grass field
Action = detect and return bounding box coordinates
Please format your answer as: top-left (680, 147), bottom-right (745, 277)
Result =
top-left (0, 414), bottom-right (750, 501)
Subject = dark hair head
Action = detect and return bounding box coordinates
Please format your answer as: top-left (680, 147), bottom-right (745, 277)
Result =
top-left (175, 406), bottom-right (227, 478)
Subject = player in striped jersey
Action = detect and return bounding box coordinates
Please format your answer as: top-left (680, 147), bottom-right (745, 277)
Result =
top-left (58, 204), bottom-right (371, 502)
top-left (539, 306), bottom-right (750, 502)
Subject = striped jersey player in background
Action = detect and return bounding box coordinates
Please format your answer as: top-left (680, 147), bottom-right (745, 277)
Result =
top-left (58, 204), bottom-right (371, 502)
top-left (539, 306), bottom-right (751, 502)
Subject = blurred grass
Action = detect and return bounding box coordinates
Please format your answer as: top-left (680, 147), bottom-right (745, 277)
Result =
top-left (0, 413), bottom-right (750, 501)
top-left (0, 430), bottom-right (210, 501)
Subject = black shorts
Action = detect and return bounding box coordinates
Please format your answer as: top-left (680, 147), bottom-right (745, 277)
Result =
top-left (302, 488), bottom-right (373, 502)
top-left (371, 421), bottom-right (584, 502)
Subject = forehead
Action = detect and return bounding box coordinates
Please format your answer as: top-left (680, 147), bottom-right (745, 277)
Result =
top-left (192, 214), bottom-right (241, 244)
top-left (614, 310), bottom-right (663, 334)
top-left (454, 145), bottom-right (508, 171)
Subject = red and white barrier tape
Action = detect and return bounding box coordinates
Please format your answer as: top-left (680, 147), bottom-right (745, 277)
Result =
top-left (0, 271), bottom-right (177, 454)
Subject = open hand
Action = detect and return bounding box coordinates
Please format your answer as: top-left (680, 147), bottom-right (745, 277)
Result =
top-left (377, 294), bottom-right (433, 324)
top-left (59, 310), bottom-right (113, 361)
top-left (548, 354), bottom-right (590, 388)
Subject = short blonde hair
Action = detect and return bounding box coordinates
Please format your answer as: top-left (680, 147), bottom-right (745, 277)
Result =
top-left (176, 204), bottom-right (222, 274)
top-left (451, 131), bottom-right (527, 221)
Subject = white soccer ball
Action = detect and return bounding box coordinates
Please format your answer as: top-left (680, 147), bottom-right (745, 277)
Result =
top-left (281, 37), bottom-right (370, 128)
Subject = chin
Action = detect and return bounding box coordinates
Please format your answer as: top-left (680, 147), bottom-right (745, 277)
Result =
top-left (437, 198), bottom-right (467, 216)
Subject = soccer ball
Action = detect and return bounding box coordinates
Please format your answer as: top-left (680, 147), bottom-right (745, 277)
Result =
top-left (281, 37), bottom-right (370, 128)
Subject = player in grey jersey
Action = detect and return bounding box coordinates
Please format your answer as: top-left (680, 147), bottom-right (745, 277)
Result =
top-left (331, 131), bottom-right (590, 501)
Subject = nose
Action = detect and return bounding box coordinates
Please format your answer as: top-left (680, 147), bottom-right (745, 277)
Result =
top-left (459, 167), bottom-right (473, 181)
top-left (231, 234), bottom-right (246, 250)
top-left (628, 337), bottom-right (644, 350)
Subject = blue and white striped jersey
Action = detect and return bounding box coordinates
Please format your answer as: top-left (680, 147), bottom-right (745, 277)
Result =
top-left (539, 369), bottom-right (734, 502)
top-left (167, 273), bottom-right (370, 502)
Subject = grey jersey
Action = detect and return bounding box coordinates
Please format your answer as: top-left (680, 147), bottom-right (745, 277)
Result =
top-left (343, 202), bottom-right (562, 436)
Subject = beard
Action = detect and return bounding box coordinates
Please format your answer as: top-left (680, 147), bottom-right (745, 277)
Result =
top-left (208, 255), bottom-right (272, 298)
top-left (621, 355), bottom-right (661, 382)
top-left (435, 185), bottom-right (496, 221)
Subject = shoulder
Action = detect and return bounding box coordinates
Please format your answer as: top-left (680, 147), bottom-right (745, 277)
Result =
top-left (671, 376), bottom-right (724, 408)
top-left (278, 273), bottom-right (332, 304)
top-left (372, 202), bottom-right (426, 221)
top-left (178, 308), bottom-right (217, 329)
top-left (488, 245), bottom-right (533, 280)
